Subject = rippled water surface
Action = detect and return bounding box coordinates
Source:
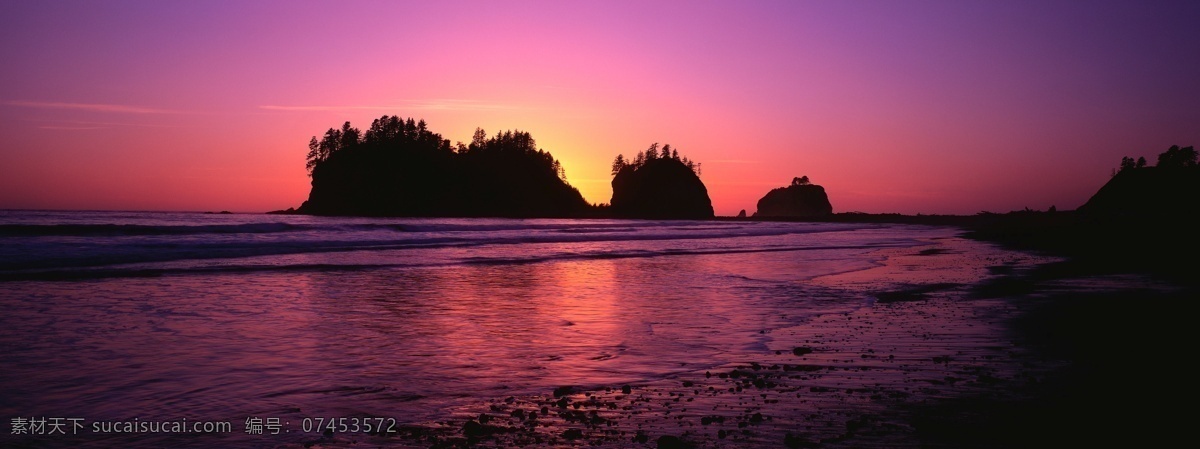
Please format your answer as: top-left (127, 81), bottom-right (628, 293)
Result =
top-left (0, 211), bottom-right (959, 448)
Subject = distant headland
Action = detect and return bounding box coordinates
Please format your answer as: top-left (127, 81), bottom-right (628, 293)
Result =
top-left (1079, 145), bottom-right (1199, 219)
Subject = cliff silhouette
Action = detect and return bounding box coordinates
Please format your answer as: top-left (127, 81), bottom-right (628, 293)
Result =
top-left (961, 145), bottom-right (1200, 281)
top-left (1079, 146), bottom-right (1200, 219)
top-left (753, 176), bottom-right (833, 218)
top-left (297, 117), bottom-right (589, 217)
top-left (608, 144), bottom-right (714, 219)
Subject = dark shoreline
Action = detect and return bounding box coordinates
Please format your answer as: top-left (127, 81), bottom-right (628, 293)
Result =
top-left (811, 210), bottom-right (1197, 447)
top-left (966, 287), bottom-right (1191, 448)
top-left (896, 261), bottom-right (1193, 448)
top-left (728, 210), bottom-right (1199, 285)
top-left (780, 210), bottom-right (1198, 447)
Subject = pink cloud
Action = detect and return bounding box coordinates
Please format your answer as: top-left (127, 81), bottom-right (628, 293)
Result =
top-left (7, 100), bottom-right (182, 114)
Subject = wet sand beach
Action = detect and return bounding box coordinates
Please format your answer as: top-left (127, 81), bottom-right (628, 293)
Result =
top-left (274, 236), bottom-right (1186, 449)
top-left (4, 217), bottom-right (1190, 449)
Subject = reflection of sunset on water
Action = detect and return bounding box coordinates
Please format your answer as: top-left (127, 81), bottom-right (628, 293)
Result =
top-left (1, 220), bottom-right (971, 444)
top-left (2, 212), bottom-right (1188, 447)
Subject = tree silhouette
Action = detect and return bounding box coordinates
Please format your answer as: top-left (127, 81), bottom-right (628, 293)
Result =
top-left (608, 143), bottom-right (712, 219)
top-left (338, 121), bottom-right (359, 151)
top-left (1116, 145), bottom-right (1199, 173)
top-left (645, 143), bottom-right (659, 160)
top-left (305, 137), bottom-right (322, 176)
top-left (300, 116), bottom-right (588, 217)
top-left (1157, 145), bottom-right (1198, 168)
top-left (1120, 156), bottom-right (1137, 172)
top-left (305, 126), bottom-right (349, 176)
top-left (470, 128), bottom-right (487, 149)
top-left (611, 144), bottom-right (698, 176)
top-left (612, 154), bottom-right (627, 176)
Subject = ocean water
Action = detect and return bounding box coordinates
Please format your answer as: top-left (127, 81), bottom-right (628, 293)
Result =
top-left (0, 210), bottom-right (964, 448)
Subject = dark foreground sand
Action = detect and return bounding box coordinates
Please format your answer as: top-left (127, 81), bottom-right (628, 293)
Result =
top-left (284, 238), bottom-right (1191, 448)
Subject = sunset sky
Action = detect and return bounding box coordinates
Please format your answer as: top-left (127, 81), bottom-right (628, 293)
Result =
top-left (2, 1), bottom-right (1197, 215)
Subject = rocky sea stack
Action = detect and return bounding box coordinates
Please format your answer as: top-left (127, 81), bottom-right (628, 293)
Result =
top-left (608, 145), bottom-right (714, 219)
top-left (297, 116), bottom-right (589, 217)
top-left (754, 176), bottom-right (833, 218)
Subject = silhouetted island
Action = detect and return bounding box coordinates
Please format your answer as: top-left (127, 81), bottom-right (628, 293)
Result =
top-left (291, 117), bottom-right (716, 220)
top-left (753, 176), bottom-right (833, 218)
top-left (608, 144), bottom-right (714, 219)
top-left (296, 116), bottom-right (589, 217)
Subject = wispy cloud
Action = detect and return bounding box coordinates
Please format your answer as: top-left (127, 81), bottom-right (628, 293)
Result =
top-left (22, 119), bottom-right (185, 131)
top-left (706, 159), bottom-right (759, 164)
top-left (44, 119), bottom-right (182, 128)
top-left (260, 99), bottom-right (518, 112)
top-left (38, 125), bottom-right (107, 130)
top-left (7, 100), bottom-right (180, 114)
top-left (710, 181), bottom-right (788, 187)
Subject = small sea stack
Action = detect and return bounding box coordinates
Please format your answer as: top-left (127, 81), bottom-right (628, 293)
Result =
top-left (608, 144), bottom-right (714, 219)
top-left (753, 176), bottom-right (833, 218)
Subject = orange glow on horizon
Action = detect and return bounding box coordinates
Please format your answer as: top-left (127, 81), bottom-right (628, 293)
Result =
top-left (1, 2), bottom-right (1197, 215)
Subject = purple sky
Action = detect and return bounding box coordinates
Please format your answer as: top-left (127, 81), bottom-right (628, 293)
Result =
top-left (1, 0), bottom-right (1197, 214)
